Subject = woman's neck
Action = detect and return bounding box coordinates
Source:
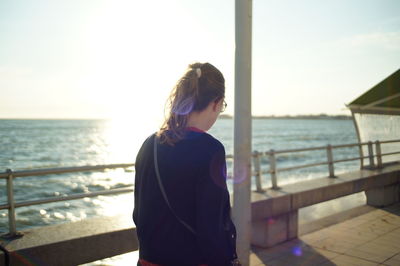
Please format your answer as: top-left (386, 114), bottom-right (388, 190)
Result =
top-left (187, 112), bottom-right (210, 132)
top-left (186, 126), bottom-right (205, 133)
top-left (186, 101), bottom-right (219, 132)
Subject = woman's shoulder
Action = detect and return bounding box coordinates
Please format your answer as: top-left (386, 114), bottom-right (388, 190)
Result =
top-left (136, 133), bottom-right (156, 157)
top-left (201, 133), bottom-right (224, 149)
top-left (140, 132), bottom-right (156, 148)
top-left (191, 132), bottom-right (225, 157)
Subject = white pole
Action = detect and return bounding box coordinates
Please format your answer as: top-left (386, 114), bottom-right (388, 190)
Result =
top-left (233, 0), bottom-right (252, 265)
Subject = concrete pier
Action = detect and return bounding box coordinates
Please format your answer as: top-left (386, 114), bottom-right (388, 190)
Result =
top-left (249, 202), bottom-right (400, 265)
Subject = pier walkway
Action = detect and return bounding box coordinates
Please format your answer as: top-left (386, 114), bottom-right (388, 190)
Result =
top-left (249, 203), bottom-right (400, 266)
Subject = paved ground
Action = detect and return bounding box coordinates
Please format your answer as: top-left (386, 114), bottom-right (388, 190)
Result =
top-left (250, 203), bottom-right (400, 266)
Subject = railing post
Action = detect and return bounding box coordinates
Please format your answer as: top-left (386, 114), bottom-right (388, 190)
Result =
top-left (351, 110), bottom-right (364, 169)
top-left (253, 151), bottom-right (264, 192)
top-left (358, 143), bottom-right (364, 169)
top-left (375, 140), bottom-right (382, 168)
top-left (326, 144), bottom-right (335, 178)
top-left (367, 141), bottom-right (375, 168)
top-left (6, 168), bottom-right (17, 236)
top-left (269, 149), bottom-right (279, 189)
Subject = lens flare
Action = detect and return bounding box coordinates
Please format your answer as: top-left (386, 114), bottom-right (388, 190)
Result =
top-left (292, 246), bottom-right (303, 256)
top-left (172, 97), bottom-right (194, 115)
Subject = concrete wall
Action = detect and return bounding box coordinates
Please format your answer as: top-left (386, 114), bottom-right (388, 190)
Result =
top-left (0, 215), bottom-right (138, 266)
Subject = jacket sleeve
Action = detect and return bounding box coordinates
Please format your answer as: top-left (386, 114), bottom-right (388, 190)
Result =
top-left (133, 134), bottom-right (153, 226)
top-left (132, 142), bottom-right (143, 226)
top-left (195, 144), bottom-right (232, 266)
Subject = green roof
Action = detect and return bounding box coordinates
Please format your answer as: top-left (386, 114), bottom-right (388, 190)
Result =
top-left (347, 69), bottom-right (400, 115)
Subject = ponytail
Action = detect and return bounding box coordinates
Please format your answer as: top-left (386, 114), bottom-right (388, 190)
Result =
top-left (157, 62), bottom-right (225, 145)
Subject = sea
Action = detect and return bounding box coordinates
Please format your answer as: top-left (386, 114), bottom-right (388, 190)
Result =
top-left (0, 118), bottom-right (364, 264)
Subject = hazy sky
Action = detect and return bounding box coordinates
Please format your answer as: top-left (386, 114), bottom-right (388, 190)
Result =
top-left (1, 0), bottom-right (399, 120)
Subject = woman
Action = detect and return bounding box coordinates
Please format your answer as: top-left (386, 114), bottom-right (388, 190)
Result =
top-left (133, 62), bottom-right (238, 266)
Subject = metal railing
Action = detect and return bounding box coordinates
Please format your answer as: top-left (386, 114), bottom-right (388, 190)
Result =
top-left (0, 163), bottom-right (134, 237)
top-left (250, 139), bottom-right (400, 192)
top-left (1, 139), bottom-right (400, 237)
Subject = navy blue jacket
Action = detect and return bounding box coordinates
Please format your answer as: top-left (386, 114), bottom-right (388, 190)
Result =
top-left (133, 130), bottom-right (237, 266)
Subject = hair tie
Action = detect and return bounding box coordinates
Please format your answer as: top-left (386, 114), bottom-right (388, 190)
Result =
top-left (196, 68), bottom-right (201, 78)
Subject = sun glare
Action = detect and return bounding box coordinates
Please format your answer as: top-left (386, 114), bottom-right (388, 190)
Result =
top-left (76, 1), bottom-right (191, 121)
top-left (103, 115), bottom-right (161, 164)
top-left (72, 0), bottom-right (236, 122)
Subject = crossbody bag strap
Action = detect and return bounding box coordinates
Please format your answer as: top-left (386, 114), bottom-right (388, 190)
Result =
top-left (153, 135), bottom-right (196, 235)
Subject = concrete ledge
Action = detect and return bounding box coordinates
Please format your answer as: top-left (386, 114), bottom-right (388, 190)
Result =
top-left (250, 162), bottom-right (400, 248)
top-left (0, 215), bottom-right (138, 266)
top-left (251, 189), bottom-right (291, 220)
top-left (252, 163), bottom-right (400, 215)
top-left (290, 179), bottom-right (354, 209)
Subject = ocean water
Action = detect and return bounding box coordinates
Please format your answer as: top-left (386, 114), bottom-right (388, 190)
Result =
top-left (0, 118), bottom-right (360, 235)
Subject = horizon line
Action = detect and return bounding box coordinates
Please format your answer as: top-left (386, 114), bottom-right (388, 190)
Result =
top-left (0, 113), bottom-right (352, 120)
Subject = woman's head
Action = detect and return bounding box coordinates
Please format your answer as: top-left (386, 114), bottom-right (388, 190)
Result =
top-left (158, 62), bottom-right (225, 145)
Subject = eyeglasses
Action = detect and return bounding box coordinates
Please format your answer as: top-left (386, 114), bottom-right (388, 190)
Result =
top-left (220, 100), bottom-right (227, 113)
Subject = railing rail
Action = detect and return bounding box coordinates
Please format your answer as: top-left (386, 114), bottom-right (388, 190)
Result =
top-left (1, 139), bottom-right (400, 237)
top-left (249, 138), bottom-right (400, 192)
top-left (0, 187), bottom-right (134, 210)
top-left (1, 164), bottom-right (134, 237)
top-left (0, 163), bottom-right (134, 179)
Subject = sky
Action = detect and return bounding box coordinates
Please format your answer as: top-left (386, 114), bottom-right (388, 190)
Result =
top-left (0, 0), bottom-right (399, 121)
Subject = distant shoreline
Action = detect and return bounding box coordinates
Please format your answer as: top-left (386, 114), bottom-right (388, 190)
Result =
top-left (219, 114), bottom-right (352, 120)
top-left (0, 114), bottom-right (353, 120)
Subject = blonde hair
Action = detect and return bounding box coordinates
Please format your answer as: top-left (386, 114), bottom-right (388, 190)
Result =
top-left (157, 62), bottom-right (225, 145)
